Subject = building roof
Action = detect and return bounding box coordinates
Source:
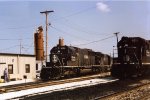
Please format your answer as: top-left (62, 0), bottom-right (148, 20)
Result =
top-left (0, 53), bottom-right (35, 57)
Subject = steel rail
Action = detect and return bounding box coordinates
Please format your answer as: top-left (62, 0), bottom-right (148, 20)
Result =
top-left (94, 82), bottom-right (150, 100)
top-left (0, 72), bottom-right (110, 94)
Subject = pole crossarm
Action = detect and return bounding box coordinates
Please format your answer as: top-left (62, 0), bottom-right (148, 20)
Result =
top-left (40, 10), bottom-right (54, 14)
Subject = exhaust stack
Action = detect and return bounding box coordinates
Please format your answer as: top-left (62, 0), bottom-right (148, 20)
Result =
top-left (59, 37), bottom-right (64, 46)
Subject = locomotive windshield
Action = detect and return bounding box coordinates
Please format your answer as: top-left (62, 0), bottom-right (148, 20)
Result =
top-left (119, 45), bottom-right (139, 63)
top-left (124, 47), bottom-right (138, 63)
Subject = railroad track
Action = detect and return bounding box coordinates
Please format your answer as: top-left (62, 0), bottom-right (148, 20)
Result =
top-left (94, 82), bottom-right (150, 100)
top-left (19, 76), bottom-right (150, 100)
top-left (0, 72), bottom-right (110, 94)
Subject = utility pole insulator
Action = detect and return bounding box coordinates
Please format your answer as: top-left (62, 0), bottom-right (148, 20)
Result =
top-left (40, 10), bottom-right (54, 62)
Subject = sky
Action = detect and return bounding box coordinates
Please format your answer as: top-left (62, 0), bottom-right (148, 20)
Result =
top-left (0, 0), bottom-right (149, 57)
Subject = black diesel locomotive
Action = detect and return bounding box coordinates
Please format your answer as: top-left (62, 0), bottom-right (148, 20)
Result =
top-left (111, 36), bottom-right (150, 79)
top-left (40, 39), bottom-right (111, 80)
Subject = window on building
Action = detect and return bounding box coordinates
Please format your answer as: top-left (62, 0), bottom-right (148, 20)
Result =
top-left (25, 64), bottom-right (30, 73)
top-left (8, 64), bottom-right (13, 74)
top-left (36, 64), bottom-right (38, 70)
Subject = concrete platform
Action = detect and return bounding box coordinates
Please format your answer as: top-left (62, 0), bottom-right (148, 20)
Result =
top-left (0, 77), bottom-right (118, 99)
top-left (0, 79), bottom-right (36, 87)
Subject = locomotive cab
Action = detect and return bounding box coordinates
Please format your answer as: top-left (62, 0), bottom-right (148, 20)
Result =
top-left (40, 45), bottom-right (78, 80)
top-left (119, 46), bottom-right (140, 64)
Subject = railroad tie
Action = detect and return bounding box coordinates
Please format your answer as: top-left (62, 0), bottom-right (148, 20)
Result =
top-left (0, 88), bottom-right (6, 93)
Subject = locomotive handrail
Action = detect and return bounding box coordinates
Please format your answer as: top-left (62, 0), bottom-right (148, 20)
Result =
top-left (118, 46), bottom-right (136, 49)
top-left (53, 55), bottom-right (64, 77)
top-left (133, 52), bottom-right (141, 66)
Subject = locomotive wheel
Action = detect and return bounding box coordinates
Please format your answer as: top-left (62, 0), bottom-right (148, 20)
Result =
top-left (40, 72), bottom-right (49, 81)
top-left (74, 68), bottom-right (80, 76)
top-left (92, 67), bottom-right (96, 72)
top-left (119, 71), bottom-right (129, 80)
top-left (92, 67), bottom-right (100, 73)
top-left (123, 72), bottom-right (127, 79)
top-left (40, 68), bottom-right (50, 81)
top-left (54, 75), bottom-right (61, 80)
top-left (50, 67), bottom-right (61, 79)
top-left (96, 67), bottom-right (99, 72)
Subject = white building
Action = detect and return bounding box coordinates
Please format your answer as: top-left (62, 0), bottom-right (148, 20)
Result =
top-left (0, 53), bottom-right (36, 81)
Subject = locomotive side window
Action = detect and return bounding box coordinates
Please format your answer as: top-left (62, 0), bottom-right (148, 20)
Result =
top-left (84, 55), bottom-right (88, 59)
top-left (71, 56), bottom-right (76, 61)
top-left (146, 50), bottom-right (150, 57)
top-left (123, 55), bottom-right (130, 62)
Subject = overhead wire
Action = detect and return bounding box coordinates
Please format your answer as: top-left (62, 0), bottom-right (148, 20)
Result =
top-left (0, 39), bottom-right (20, 40)
top-left (50, 5), bottom-right (113, 41)
top-left (0, 38), bottom-right (33, 40)
top-left (0, 5), bottom-right (115, 54)
top-left (51, 5), bottom-right (105, 36)
top-left (55, 20), bottom-right (111, 36)
top-left (52, 6), bottom-right (96, 21)
top-left (53, 14), bottom-right (110, 36)
top-left (22, 42), bottom-right (34, 54)
top-left (23, 43), bottom-right (34, 53)
top-left (50, 25), bottom-right (90, 41)
top-left (0, 45), bottom-right (19, 52)
top-left (0, 24), bottom-right (38, 30)
top-left (73, 35), bottom-right (115, 46)
top-left (50, 25), bottom-right (116, 46)
top-left (0, 5), bottom-right (95, 31)
top-left (0, 5), bottom-right (96, 39)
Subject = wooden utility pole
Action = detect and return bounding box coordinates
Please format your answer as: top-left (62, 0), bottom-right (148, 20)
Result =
top-left (40, 10), bottom-right (54, 62)
top-left (114, 32), bottom-right (119, 57)
top-left (114, 32), bottom-right (119, 44)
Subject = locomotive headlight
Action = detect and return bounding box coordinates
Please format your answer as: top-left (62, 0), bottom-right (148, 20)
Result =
top-left (52, 55), bottom-right (58, 63)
